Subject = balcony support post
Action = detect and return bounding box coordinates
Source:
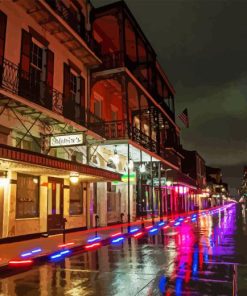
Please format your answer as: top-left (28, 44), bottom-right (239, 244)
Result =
top-left (127, 143), bottom-right (131, 231)
top-left (150, 156), bottom-right (154, 224)
top-left (158, 161), bottom-right (163, 221)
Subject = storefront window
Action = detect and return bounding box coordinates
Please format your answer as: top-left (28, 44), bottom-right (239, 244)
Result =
top-left (70, 182), bottom-right (83, 215)
top-left (16, 174), bottom-right (39, 218)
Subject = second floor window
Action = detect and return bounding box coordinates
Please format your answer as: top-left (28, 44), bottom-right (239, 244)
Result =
top-left (70, 71), bottom-right (78, 101)
top-left (30, 42), bottom-right (43, 86)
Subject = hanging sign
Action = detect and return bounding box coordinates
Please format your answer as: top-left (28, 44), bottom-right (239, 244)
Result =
top-left (50, 133), bottom-right (84, 148)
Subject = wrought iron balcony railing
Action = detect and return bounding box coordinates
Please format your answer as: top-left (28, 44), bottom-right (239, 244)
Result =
top-left (0, 58), bottom-right (63, 115)
top-left (45, 0), bottom-right (101, 58)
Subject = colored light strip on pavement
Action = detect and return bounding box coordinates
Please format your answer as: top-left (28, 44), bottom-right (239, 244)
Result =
top-left (174, 222), bottom-right (181, 226)
top-left (85, 243), bottom-right (101, 250)
top-left (8, 259), bottom-right (33, 267)
top-left (50, 249), bottom-right (71, 260)
top-left (32, 248), bottom-right (42, 254)
top-left (145, 226), bottom-right (153, 230)
top-left (158, 222), bottom-right (165, 226)
top-left (163, 225), bottom-right (170, 230)
top-left (129, 228), bottom-right (139, 233)
top-left (149, 228), bottom-right (158, 233)
top-left (111, 237), bottom-right (124, 244)
top-left (58, 242), bottom-right (75, 248)
top-left (60, 250), bottom-right (71, 256)
top-left (20, 248), bottom-right (42, 258)
top-left (111, 232), bottom-right (122, 237)
top-left (133, 232), bottom-right (144, 238)
top-left (87, 236), bottom-right (101, 243)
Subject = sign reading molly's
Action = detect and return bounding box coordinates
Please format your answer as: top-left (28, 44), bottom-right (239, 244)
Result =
top-left (50, 133), bottom-right (84, 148)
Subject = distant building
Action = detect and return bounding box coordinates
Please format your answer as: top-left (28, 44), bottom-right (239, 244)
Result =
top-left (206, 166), bottom-right (228, 205)
top-left (239, 166), bottom-right (247, 197)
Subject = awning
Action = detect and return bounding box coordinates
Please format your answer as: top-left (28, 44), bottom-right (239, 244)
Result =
top-left (0, 144), bottom-right (121, 182)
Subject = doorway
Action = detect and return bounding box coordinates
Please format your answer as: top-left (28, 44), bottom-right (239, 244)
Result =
top-left (47, 177), bottom-right (64, 233)
top-left (0, 187), bottom-right (3, 238)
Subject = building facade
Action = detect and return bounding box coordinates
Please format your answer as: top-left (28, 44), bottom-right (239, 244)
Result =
top-left (0, 0), bottom-right (212, 240)
top-left (87, 1), bottom-right (203, 224)
top-left (180, 149), bottom-right (208, 209)
top-left (0, 0), bottom-right (121, 239)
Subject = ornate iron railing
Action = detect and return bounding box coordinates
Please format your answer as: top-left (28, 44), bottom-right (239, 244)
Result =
top-left (45, 0), bottom-right (101, 57)
top-left (0, 58), bottom-right (63, 115)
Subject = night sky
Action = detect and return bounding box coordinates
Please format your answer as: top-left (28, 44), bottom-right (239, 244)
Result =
top-left (92, 0), bottom-right (247, 195)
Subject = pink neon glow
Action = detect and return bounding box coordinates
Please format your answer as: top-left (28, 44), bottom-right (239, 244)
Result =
top-left (58, 242), bottom-right (75, 248)
top-left (111, 232), bottom-right (122, 237)
top-left (145, 226), bottom-right (153, 230)
top-left (85, 243), bottom-right (101, 249)
top-left (163, 225), bottom-right (169, 229)
top-left (8, 260), bottom-right (33, 266)
top-left (133, 232), bottom-right (144, 238)
top-left (175, 186), bottom-right (189, 194)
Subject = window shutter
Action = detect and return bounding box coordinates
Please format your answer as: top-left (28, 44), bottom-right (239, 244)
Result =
top-left (19, 29), bottom-right (31, 96)
top-left (0, 11), bottom-right (7, 83)
top-left (46, 49), bottom-right (54, 89)
top-left (80, 76), bottom-right (86, 123)
top-left (46, 48), bottom-right (54, 109)
top-left (63, 63), bottom-right (71, 119)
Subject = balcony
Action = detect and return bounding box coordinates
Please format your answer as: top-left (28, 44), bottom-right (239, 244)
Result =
top-left (0, 58), bottom-right (63, 115)
top-left (16, 0), bottom-right (101, 66)
top-left (88, 119), bottom-right (180, 167)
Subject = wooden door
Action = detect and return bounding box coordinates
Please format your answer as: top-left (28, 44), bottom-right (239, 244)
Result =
top-left (47, 178), bottom-right (64, 232)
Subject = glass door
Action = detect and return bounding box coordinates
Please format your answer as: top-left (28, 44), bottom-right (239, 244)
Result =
top-left (47, 178), bottom-right (64, 232)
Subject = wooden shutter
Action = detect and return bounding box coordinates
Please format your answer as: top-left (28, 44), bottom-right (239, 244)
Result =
top-left (46, 48), bottom-right (54, 109)
top-left (63, 63), bottom-right (71, 119)
top-left (19, 29), bottom-right (31, 96)
top-left (46, 49), bottom-right (54, 89)
top-left (80, 76), bottom-right (86, 123)
top-left (0, 11), bottom-right (7, 84)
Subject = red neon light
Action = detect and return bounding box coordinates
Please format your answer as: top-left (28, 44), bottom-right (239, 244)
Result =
top-left (133, 232), bottom-right (143, 238)
top-left (8, 260), bottom-right (33, 266)
top-left (58, 242), bottom-right (75, 248)
top-left (85, 243), bottom-right (101, 249)
top-left (163, 225), bottom-right (169, 229)
top-left (145, 226), bottom-right (153, 230)
top-left (111, 232), bottom-right (122, 237)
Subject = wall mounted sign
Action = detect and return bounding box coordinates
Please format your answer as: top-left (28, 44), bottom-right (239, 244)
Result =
top-left (50, 133), bottom-right (84, 148)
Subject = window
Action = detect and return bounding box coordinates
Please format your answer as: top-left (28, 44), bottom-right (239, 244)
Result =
top-left (70, 182), bottom-right (84, 215)
top-left (16, 135), bottom-right (41, 153)
top-left (16, 174), bottom-right (39, 218)
top-left (107, 183), bottom-right (117, 212)
top-left (30, 42), bottom-right (43, 89)
top-left (70, 71), bottom-right (78, 102)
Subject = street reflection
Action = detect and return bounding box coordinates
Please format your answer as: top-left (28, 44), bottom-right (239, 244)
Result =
top-left (0, 204), bottom-right (245, 296)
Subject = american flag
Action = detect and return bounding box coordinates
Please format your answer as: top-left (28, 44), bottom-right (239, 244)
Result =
top-left (178, 108), bottom-right (189, 128)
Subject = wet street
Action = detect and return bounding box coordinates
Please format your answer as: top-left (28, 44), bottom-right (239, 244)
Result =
top-left (1, 204), bottom-right (247, 296)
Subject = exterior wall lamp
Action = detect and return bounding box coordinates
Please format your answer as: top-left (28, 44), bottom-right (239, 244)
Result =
top-left (112, 145), bottom-right (120, 165)
top-left (0, 171), bottom-right (9, 187)
top-left (70, 172), bottom-right (79, 184)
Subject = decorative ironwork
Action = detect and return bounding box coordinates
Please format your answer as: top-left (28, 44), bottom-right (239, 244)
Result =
top-left (0, 58), bottom-right (63, 115)
top-left (45, 0), bottom-right (101, 57)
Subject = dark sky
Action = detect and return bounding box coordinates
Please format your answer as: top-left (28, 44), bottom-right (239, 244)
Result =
top-left (92, 0), bottom-right (247, 195)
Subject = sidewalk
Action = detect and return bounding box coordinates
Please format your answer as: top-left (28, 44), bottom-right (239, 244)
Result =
top-left (0, 207), bottom-right (216, 269)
